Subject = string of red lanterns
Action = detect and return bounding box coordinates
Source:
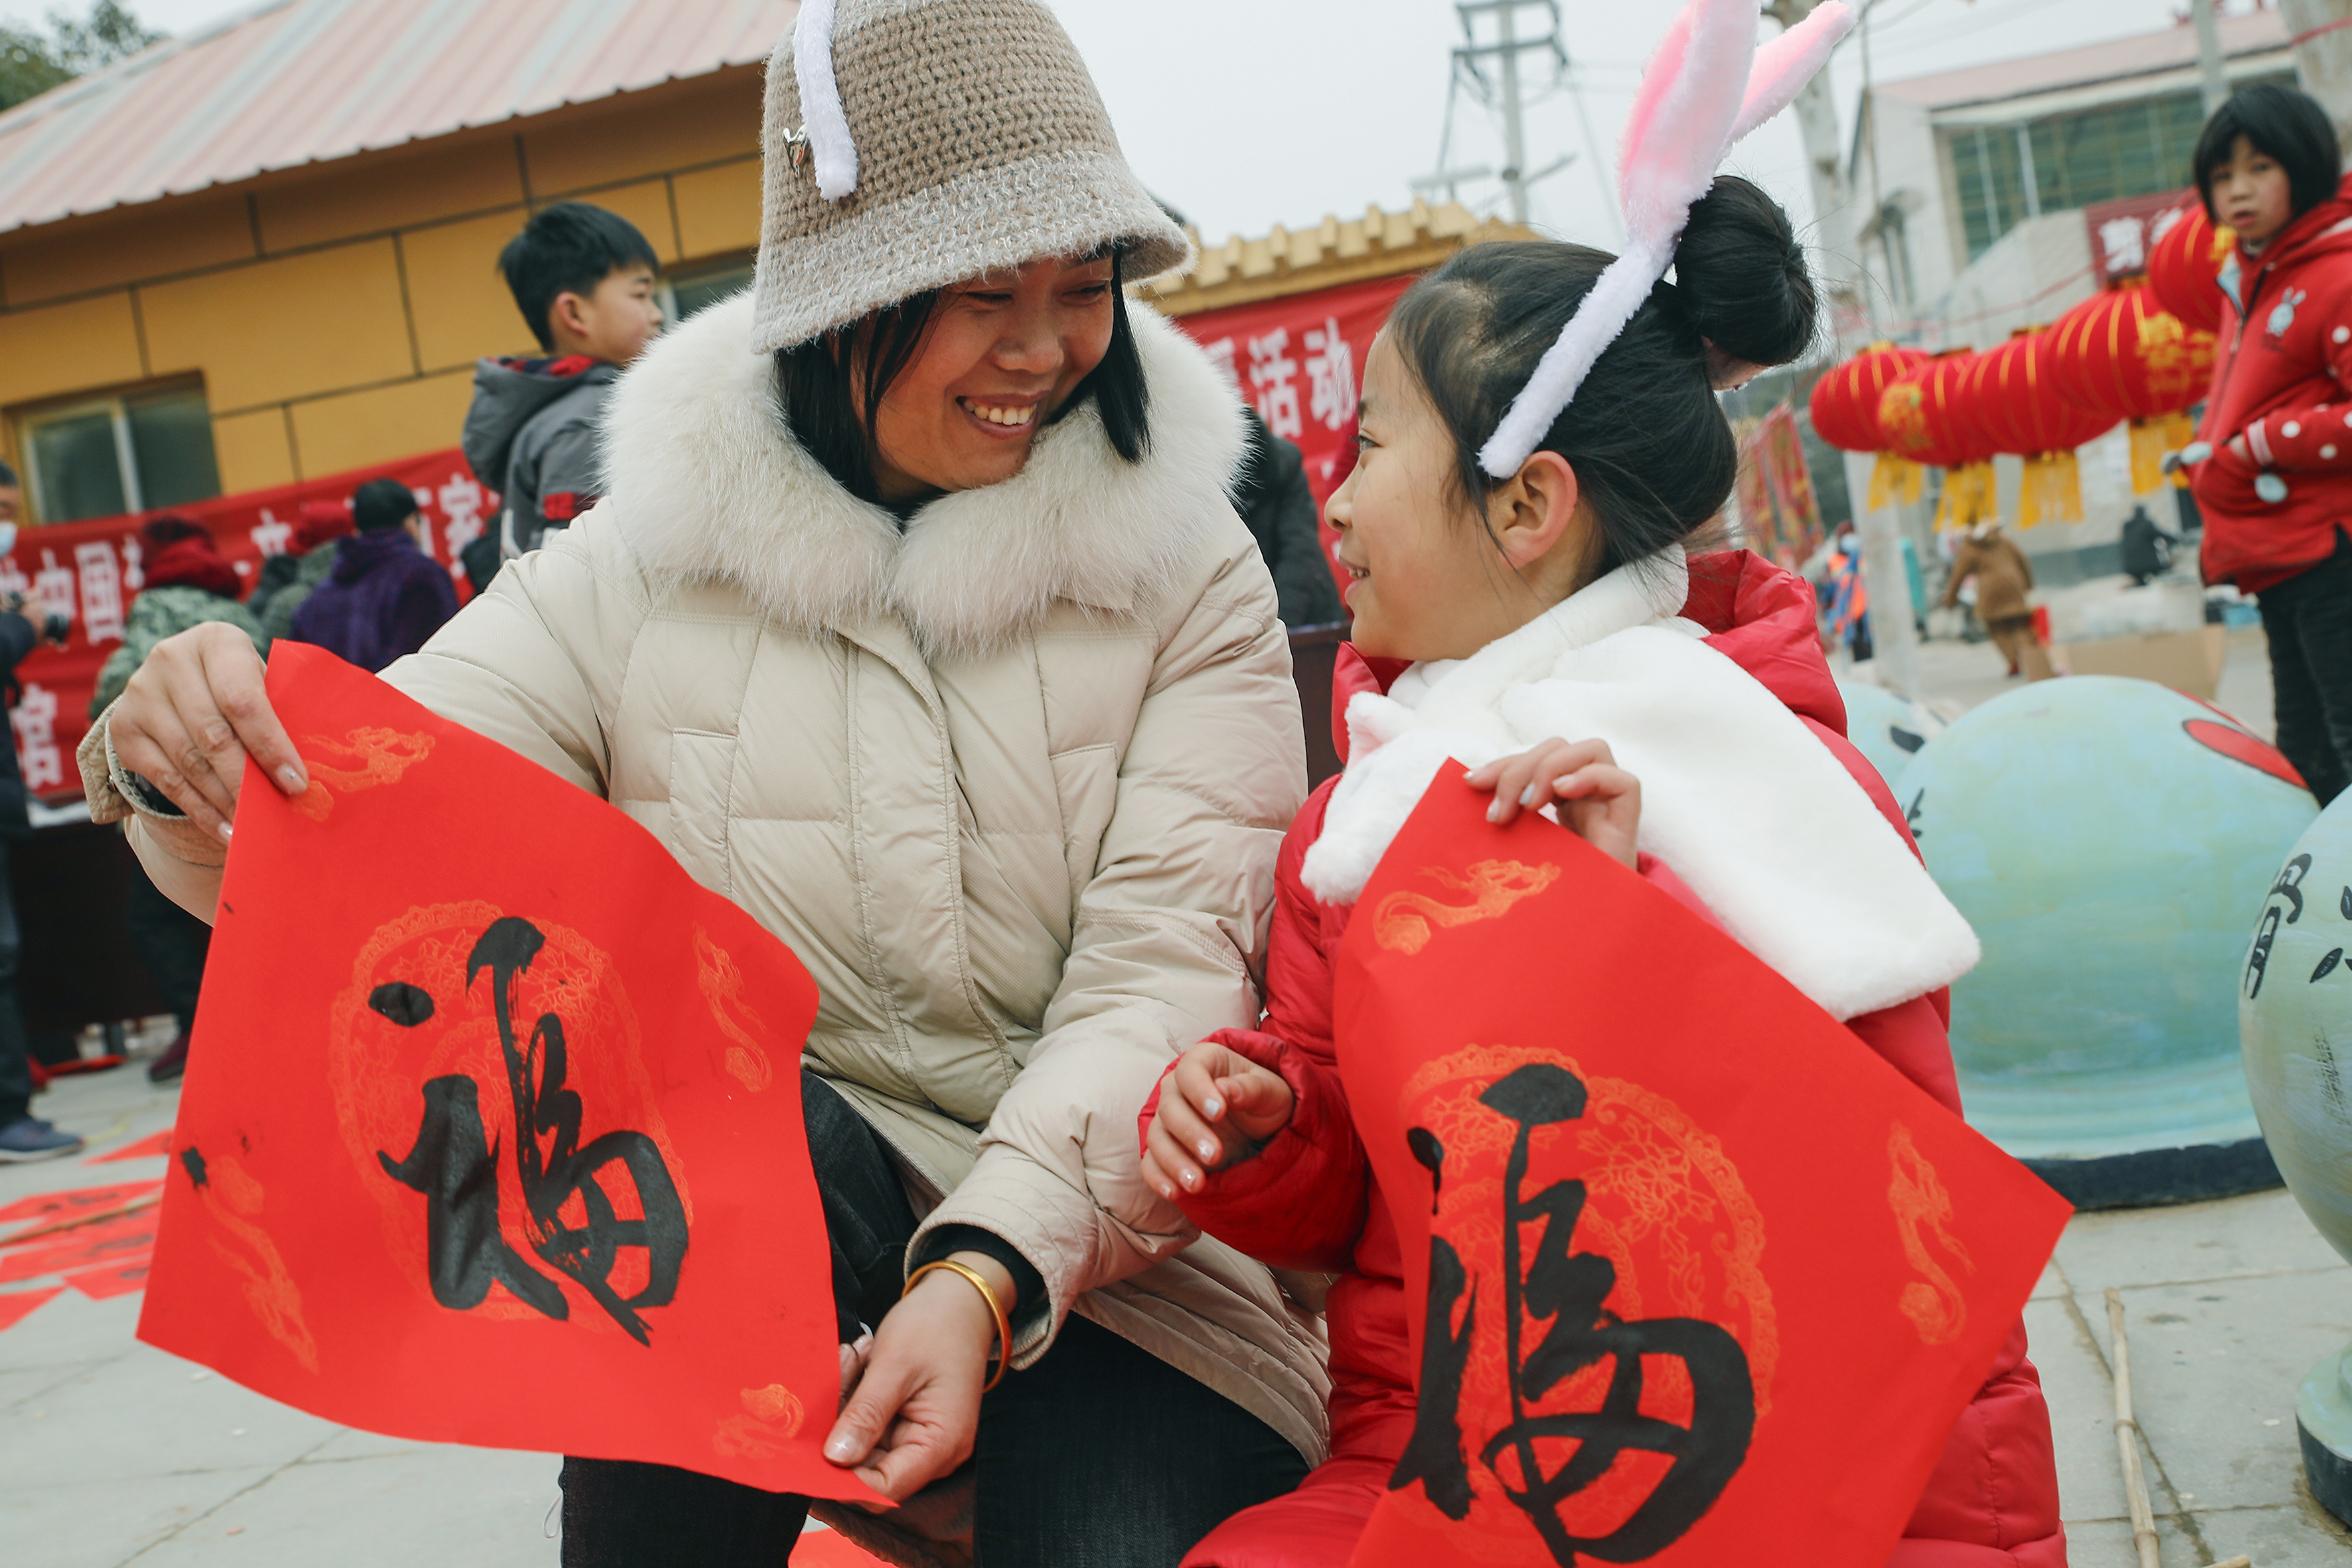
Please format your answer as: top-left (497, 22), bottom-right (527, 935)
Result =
top-left (1806, 224), bottom-right (2222, 528)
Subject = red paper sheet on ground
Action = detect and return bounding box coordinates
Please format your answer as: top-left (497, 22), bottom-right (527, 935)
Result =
top-left (0, 1286), bottom-right (62, 1331)
top-left (0, 1208), bottom-right (157, 1283)
top-left (68, 1257), bottom-right (151, 1299)
top-left (88, 1131), bottom-right (176, 1163)
top-left (139, 642), bottom-right (875, 1501)
top-left (0, 1181), bottom-right (160, 1227)
top-left (1336, 774), bottom-right (2071, 1568)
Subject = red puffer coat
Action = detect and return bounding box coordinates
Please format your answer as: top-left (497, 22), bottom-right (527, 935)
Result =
top-left (1150, 552), bottom-right (2065, 1568)
top-left (2192, 173), bottom-right (2352, 592)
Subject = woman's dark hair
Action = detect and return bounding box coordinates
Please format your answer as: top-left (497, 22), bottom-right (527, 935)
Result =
top-left (2193, 83), bottom-right (2342, 226)
top-left (775, 248), bottom-right (1151, 506)
top-left (1385, 175), bottom-right (1816, 576)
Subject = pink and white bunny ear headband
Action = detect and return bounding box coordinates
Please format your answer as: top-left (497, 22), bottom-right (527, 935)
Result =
top-left (786, 0), bottom-right (860, 202)
top-left (1477, 0), bottom-right (1854, 478)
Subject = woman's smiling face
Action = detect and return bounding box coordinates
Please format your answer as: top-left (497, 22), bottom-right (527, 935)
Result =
top-left (865, 253), bottom-right (1118, 502)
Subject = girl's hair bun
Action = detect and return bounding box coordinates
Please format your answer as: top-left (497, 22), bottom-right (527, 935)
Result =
top-left (1673, 175), bottom-right (1818, 370)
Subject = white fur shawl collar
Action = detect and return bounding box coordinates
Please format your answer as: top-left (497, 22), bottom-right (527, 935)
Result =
top-left (1302, 550), bottom-right (1980, 1022)
top-left (599, 291), bottom-right (1245, 655)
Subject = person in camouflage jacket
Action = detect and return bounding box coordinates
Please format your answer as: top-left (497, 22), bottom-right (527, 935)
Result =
top-left (90, 517), bottom-right (268, 718)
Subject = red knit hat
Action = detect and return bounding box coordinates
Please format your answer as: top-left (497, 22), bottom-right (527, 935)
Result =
top-left (296, 499), bottom-right (355, 552)
top-left (140, 516), bottom-right (242, 600)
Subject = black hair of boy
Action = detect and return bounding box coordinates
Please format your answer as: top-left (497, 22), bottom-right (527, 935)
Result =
top-left (351, 476), bottom-right (422, 533)
top-left (496, 202), bottom-right (661, 352)
top-left (2194, 84), bottom-right (2343, 227)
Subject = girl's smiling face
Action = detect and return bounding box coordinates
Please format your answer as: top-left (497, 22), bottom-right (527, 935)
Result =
top-left (866, 253), bottom-right (1117, 503)
top-left (1327, 332), bottom-right (1595, 663)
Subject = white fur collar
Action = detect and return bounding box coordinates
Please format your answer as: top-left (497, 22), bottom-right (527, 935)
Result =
top-left (599, 291), bottom-right (1246, 656)
top-left (1302, 556), bottom-right (1980, 1022)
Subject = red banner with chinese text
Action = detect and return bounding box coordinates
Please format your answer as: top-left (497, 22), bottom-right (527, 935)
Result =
top-left (2085, 189), bottom-right (2195, 289)
top-left (139, 644), bottom-right (872, 1499)
top-left (1164, 274), bottom-right (1417, 600)
top-left (4, 448), bottom-right (493, 803)
top-left (1336, 774), bottom-right (2070, 1567)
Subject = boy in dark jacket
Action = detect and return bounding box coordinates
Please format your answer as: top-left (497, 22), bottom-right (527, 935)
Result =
top-left (2183, 84), bottom-right (2352, 801)
top-left (459, 202), bottom-right (665, 594)
top-left (287, 478), bottom-right (458, 673)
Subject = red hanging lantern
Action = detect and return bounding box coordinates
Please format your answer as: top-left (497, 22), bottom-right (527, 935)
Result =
top-left (2146, 200), bottom-right (2234, 336)
top-left (1879, 349), bottom-right (1998, 530)
top-left (2047, 284), bottom-right (2216, 493)
top-left (1806, 342), bottom-right (1930, 507)
top-left (1965, 328), bottom-right (2117, 527)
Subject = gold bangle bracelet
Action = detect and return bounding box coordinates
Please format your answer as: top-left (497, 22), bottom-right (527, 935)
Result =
top-left (904, 1258), bottom-right (1012, 1393)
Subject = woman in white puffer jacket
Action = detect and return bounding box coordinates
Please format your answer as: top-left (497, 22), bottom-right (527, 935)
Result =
top-left (78, 3), bottom-right (1326, 1563)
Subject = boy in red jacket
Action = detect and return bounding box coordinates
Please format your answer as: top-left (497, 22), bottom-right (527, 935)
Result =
top-left (2184, 84), bottom-right (2352, 801)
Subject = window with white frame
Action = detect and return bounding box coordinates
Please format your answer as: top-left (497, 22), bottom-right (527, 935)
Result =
top-left (19, 384), bottom-right (223, 524)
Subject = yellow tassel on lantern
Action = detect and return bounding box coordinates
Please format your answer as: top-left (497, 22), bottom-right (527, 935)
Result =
top-left (1867, 451), bottom-right (1924, 509)
top-left (2125, 416), bottom-right (2201, 494)
top-left (1935, 461), bottom-right (1999, 531)
top-left (2015, 451), bottom-right (2086, 528)
top-left (2161, 410), bottom-right (2196, 488)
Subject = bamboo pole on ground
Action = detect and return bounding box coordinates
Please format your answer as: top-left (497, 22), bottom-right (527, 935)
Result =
top-left (2106, 1287), bottom-right (2259, 1568)
top-left (2108, 1287), bottom-right (2163, 1568)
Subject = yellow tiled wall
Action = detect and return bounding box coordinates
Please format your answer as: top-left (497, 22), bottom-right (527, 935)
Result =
top-left (0, 66), bottom-right (764, 514)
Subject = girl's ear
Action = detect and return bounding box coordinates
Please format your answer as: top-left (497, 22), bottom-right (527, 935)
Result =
top-left (1488, 449), bottom-right (1587, 570)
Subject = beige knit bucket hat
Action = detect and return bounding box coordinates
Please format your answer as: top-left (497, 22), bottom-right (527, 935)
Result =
top-left (747, 0), bottom-right (1194, 354)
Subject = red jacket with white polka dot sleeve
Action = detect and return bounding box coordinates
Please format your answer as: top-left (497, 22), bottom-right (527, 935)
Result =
top-left (2193, 174), bottom-right (2352, 591)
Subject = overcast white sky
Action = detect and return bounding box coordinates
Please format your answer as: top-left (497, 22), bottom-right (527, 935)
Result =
top-left (97, 0), bottom-right (2240, 263)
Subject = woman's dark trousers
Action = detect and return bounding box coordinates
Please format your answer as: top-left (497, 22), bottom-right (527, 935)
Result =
top-left (2259, 534), bottom-right (2352, 806)
top-left (123, 860), bottom-right (210, 1034)
top-left (558, 1071), bottom-right (1308, 1566)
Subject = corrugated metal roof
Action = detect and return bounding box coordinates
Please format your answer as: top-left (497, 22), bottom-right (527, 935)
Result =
top-left (0, 0), bottom-right (797, 236)
top-left (1874, 9), bottom-right (2288, 112)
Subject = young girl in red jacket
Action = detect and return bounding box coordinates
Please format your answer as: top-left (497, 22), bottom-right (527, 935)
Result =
top-left (1137, 175), bottom-right (2066, 1568)
top-left (2182, 82), bottom-right (2352, 803)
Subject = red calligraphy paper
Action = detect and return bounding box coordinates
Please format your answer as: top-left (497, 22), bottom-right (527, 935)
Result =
top-left (140, 642), bottom-right (876, 1502)
top-left (1337, 773), bottom-right (2071, 1568)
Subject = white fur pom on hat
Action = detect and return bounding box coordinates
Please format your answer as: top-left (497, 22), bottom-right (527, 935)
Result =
top-left (748, 0), bottom-right (1194, 354)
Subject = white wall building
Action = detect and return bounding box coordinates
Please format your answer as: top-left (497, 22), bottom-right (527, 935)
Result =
top-left (1843, 10), bottom-right (2295, 581)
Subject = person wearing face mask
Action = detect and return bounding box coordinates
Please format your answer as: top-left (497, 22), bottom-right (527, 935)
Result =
top-left (76, 3), bottom-right (1319, 1563)
top-left (2180, 84), bottom-right (2352, 803)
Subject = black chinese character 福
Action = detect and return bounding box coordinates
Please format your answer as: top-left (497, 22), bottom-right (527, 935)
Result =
top-left (374, 916), bottom-right (688, 1344)
top-left (1390, 1063), bottom-right (1755, 1565)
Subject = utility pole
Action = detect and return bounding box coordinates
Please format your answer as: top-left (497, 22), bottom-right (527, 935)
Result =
top-left (1763, 0), bottom-right (1922, 697)
top-left (2282, 0), bottom-right (2352, 155)
top-left (1496, 0), bottom-right (1528, 222)
top-left (2191, 0), bottom-right (2231, 116)
top-left (1429, 2), bottom-right (1591, 230)
top-left (1763, 0), bottom-right (1861, 347)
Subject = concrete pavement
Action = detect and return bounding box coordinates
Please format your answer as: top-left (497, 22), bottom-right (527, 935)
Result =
top-left (5, 1051), bottom-right (2351, 1565)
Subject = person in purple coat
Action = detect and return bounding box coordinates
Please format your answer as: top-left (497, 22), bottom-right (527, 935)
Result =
top-left (287, 477), bottom-right (459, 672)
